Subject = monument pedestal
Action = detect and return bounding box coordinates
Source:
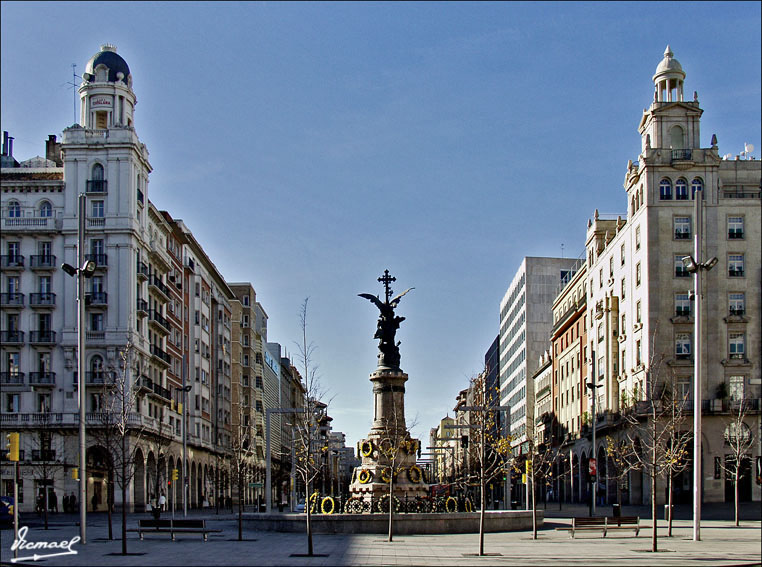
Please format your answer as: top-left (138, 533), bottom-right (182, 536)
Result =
top-left (349, 367), bottom-right (429, 506)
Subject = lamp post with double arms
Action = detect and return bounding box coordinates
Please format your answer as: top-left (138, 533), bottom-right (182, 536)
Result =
top-left (176, 381), bottom-right (192, 516)
top-left (586, 353), bottom-right (603, 517)
top-left (61, 194), bottom-right (96, 544)
top-left (681, 185), bottom-right (717, 541)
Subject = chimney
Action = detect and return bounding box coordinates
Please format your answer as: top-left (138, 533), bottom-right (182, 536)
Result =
top-left (7, 135), bottom-right (13, 158)
top-left (2, 131), bottom-right (7, 156)
top-left (46, 135), bottom-right (63, 166)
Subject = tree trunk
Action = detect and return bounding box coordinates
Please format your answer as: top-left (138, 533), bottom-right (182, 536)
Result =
top-left (479, 473), bottom-right (486, 555)
top-left (107, 473), bottom-right (114, 540)
top-left (531, 472), bottom-right (537, 540)
top-left (734, 468), bottom-right (739, 527)
top-left (387, 468), bottom-right (394, 543)
top-left (238, 468), bottom-right (243, 541)
top-left (667, 474), bottom-right (673, 537)
top-left (44, 484), bottom-right (49, 530)
top-left (121, 435), bottom-right (128, 555)
top-left (306, 480), bottom-right (313, 556)
top-left (650, 469), bottom-right (658, 553)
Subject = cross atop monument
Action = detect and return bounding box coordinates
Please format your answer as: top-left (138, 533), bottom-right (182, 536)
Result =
top-left (378, 269), bottom-right (396, 303)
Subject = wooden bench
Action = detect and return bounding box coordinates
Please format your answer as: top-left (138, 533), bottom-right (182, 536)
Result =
top-left (131, 519), bottom-right (222, 541)
top-left (606, 516), bottom-right (640, 536)
top-left (561, 516), bottom-right (640, 538)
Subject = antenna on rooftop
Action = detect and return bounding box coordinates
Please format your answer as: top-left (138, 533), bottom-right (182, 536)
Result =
top-left (740, 143), bottom-right (755, 160)
top-left (561, 243), bottom-right (565, 258)
top-left (64, 64), bottom-right (82, 125)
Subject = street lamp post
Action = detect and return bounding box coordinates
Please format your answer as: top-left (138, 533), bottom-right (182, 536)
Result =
top-left (681, 185), bottom-right (717, 541)
top-left (176, 381), bottom-right (192, 517)
top-left (61, 194), bottom-right (96, 544)
top-left (586, 353), bottom-right (603, 517)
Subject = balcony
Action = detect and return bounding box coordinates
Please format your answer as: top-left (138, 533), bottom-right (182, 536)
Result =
top-left (30, 255), bottom-right (56, 269)
top-left (136, 298), bottom-right (149, 316)
top-left (137, 261), bottom-right (149, 280)
top-left (0, 330), bottom-right (24, 344)
top-left (151, 382), bottom-right (172, 401)
top-left (74, 371), bottom-right (116, 387)
top-left (30, 330), bottom-right (56, 345)
top-left (702, 398), bottom-right (760, 413)
top-left (1, 255), bottom-right (24, 269)
top-left (137, 375), bottom-right (153, 393)
top-left (86, 179), bottom-right (108, 194)
top-left (31, 450), bottom-right (57, 461)
top-left (30, 292), bottom-right (56, 308)
top-left (86, 291), bottom-right (108, 307)
top-left (149, 310), bottom-right (171, 333)
top-left (671, 149), bottom-right (692, 162)
top-left (148, 275), bottom-right (170, 301)
top-left (0, 292), bottom-right (24, 308)
top-left (150, 344), bottom-right (171, 366)
top-left (0, 372), bottom-right (25, 385)
top-left (29, 372), bottom-right (56, 386)
top-left (86, 331), bottom-right (105, 341)
top-left (84, 253), bottom-right (108, 268)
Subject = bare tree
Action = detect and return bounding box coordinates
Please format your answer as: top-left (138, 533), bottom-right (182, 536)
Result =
top-left (718, 395), bottom-right (755, 526)
top-left (96, 344), bottom-right (144, 555)
top-left (292, 297), bottom-right (330, 557)
top-left (460, 372), bottom-right (513, 554)
top-left (231, 381), bottom-right (255, 540)
top-left (26, 411), bottom-right (62, 530)
top-left (622, 333), bottom-right (690, 553)
top-left (524, 415), bottom-right (560, 540)
top-left (604, 434), bottom-right (632, 512)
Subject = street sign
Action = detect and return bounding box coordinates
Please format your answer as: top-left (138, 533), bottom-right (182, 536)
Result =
top-left (589, 457), bottom-right (597, 477)
top-left (249, 482), bottom-right (263, 488)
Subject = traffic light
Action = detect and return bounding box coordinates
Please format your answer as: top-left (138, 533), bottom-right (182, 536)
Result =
top-left (525, 460), bottom-right (532, 475)
top-left (172, 468), bottom-right (179, 481)
top-left (72, 467), bottom-right (79, 480)
top-left (167, 480), bottom-right (172, 487)
top-left (461, 435), bottom-right (469, 449)
top-left (5, 432), bottom-right (19, 461)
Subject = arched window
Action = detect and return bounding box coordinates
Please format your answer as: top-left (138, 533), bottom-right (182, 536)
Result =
top-left (691, 177), bottom-right (704, 200)
top-left (7, 200), bottom-right (21, 217)
top-left (90, 355), bottom-right (104, 383)
top-left (91, 163), bottom-right (104, 180)
top-left (659, 178), bottom-right (672, 200)
top-left (670, 125), bottom-right (684, 149)
top-left (675, 178), bottom-right (689, 200)
top-left (39, 201), bottom-right (52, 217)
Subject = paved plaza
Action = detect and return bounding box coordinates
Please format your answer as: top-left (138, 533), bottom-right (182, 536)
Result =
top-left (2, 504), bottom-right (760, 566)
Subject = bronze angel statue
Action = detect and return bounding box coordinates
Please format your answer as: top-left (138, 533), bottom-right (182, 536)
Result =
top-left (359, 270), bottom-right (413, 370)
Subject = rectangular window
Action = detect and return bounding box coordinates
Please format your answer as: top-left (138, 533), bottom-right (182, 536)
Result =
top-left (620, 243), bottom-right (626, 266)
top-left (728, 216), bottom-right (744, 239)
top-left (635, 226), bottom-right (641, 250)
top-left (636, 340), bottom-right (642, 365)
top-left (90, 312), bottom-right (103, 331)
top-left (674, 216), bottom-right (691, 239)
top-left (729, 293), bottom-right (745, 316)
top-left (91, 200), bottom-right (104, 218)
top-left (675, 293), bottom-right (691, 316)
top-left (676, 378), bottom-right (692, 402)
top-left (621, 278), bottom-right (626, 300)
top-left (714, 457), bottom-right (721, 479)
top-left (729, 376), bottom-right (745, 401)
top-left (675, 333), bottom-right (692, 358)
top-left (597, 324), bottom-right (604, 343)
top-left (728, 254), bottom-right (744, 277)
top-left (5, 393), bottom-right (20, 413)
top-left (636, 300), bottom-right (642, 323)
top-left (599, 268), bottom-right (603, 288)
top-left (729, 333), bottom-right (745, 359)
top-left (609, 257), bottom-right (614, 278)
top-left (636, 262), bottom-right (641, 286)
top-left (675, 255), bottom-right (689, 277)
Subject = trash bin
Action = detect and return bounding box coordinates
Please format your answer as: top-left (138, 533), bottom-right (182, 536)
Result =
top-left (612, 503), bottom-right (621, 517)
top-left (152, 506), bottom-right (161, 520)
top-left (664, 504), bottom-right (673, 520)
top-left (511, 500), bottom-right (518, 510)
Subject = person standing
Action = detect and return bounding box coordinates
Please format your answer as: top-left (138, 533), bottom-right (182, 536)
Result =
top-left (159, 491), bottom-right (166, 512)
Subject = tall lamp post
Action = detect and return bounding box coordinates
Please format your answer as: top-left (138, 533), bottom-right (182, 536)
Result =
top-left (681, 185), bottom-right (717, 541)
top-left (176, 382), bottom-right (192, 516)
top-left (61, 193), bottom-right (96, 544)
top-left (586, 353), bottom-right (603, 517)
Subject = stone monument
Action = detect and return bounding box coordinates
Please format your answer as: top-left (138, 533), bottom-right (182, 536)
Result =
top-left (349, 270), bottom-right (428, 510)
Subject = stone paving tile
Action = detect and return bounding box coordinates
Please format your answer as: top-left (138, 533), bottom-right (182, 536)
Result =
top-left (2, 514), bottom-right (760, 566)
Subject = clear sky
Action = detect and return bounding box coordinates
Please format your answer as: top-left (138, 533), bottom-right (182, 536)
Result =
top-left (2, 1), bottom-right (760, 450)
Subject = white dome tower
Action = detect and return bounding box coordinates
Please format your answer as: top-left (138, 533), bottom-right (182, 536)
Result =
top-left (79, 44), bottom-right (137, 129)
top-left (652, 45), bottom-right (686, 103)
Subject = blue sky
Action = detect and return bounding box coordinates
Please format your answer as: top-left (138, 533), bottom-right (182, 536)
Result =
top-left (2, 1), bottom-right (760, 449)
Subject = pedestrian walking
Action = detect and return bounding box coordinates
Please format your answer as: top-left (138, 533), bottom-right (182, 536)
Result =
top-left (50, 490), bottom-right (58, 513)
top-left (159, 491), bottom-right (166, 512)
